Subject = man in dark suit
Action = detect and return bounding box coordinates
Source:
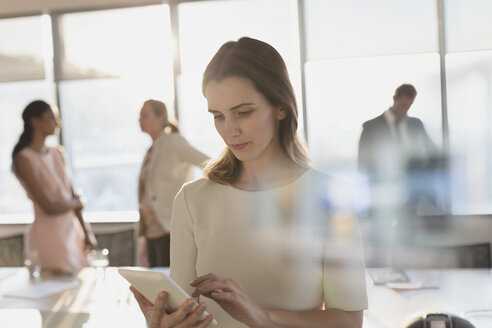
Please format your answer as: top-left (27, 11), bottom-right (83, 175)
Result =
top-left (358, 84), bottom-right (436, 178)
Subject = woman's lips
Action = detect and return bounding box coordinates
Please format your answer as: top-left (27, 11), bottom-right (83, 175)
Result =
top-left (230, 142), bottom-right (249, 150)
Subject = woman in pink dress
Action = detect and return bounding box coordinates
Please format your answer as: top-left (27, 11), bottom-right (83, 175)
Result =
top-left (12, 100), bottom-right (95, 274)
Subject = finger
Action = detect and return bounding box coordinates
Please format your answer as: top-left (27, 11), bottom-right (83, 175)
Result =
top-left (195, 314), bottom-right (214, 328)
top-left (129, 286), bottom-right (154, 322)
top-left (177, 302), bottom-right (207, 327)
top-left (190, 273), bottom-right (216, 286)
top-left (170, 298), bottom-right (196, 323)
top-left (150, 291), bottom-right (169, 328)
top-left (209, 290), bottom-right (236, 303)
top-left (130, 286), bottom-right (154, 308)
top-left (192, 279), bottom-right (236, 297)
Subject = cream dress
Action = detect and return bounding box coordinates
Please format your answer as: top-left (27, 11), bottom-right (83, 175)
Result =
top-left (170, 169), bottom-right (368, 328)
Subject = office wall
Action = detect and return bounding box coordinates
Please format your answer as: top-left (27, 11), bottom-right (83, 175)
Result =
top-left (0, 0), bottom-right (161, 17)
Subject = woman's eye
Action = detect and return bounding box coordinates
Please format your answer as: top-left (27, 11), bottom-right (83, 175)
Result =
top-left (213, 115), bottom-right (224, 120)
top-left (238, 110), bottom-right (252, 117)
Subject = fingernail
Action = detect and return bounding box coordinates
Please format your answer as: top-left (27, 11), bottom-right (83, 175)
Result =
top-left (189, 280), bottom-right (195, 286)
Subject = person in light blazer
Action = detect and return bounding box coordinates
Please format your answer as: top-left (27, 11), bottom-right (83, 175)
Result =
top-left (138, 99), bottom-right (209, 267)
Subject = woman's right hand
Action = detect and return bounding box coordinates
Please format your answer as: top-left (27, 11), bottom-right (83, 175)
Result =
top-left (130, 286), bottom-right (214, 328)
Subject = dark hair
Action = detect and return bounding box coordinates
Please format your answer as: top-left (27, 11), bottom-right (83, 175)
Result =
top-left (12, 100), bottom-right (51, 160)
top-left (201, 37), bottom-right (310, 185)
top-left (143, 99), bottom-right (179, 133)
top-left (394, 84), bottom-right (417, 99)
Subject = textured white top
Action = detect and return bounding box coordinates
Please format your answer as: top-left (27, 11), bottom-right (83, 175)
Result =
top-left (138, 132), bottom-right (208, 237)
top-left (170, 169), bottom-right (368, 328)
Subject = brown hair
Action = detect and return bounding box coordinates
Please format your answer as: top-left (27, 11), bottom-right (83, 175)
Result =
top-left (144, 99), bottom-right (179, 133)
top-left (201, 37), bottom-right (310, 185)
top-left (394, 84), bottom-right (417, 99)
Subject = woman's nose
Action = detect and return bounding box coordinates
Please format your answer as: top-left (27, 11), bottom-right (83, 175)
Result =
top-left (225, 119), bottom-right (240, 138)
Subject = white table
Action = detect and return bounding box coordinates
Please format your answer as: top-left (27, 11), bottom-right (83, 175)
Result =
top-left (0, 267), bottom-right (147, 327)
top-left (1, 267), bottom-right (491, 328)
top-left (364, 269), bottom-right (492, 328)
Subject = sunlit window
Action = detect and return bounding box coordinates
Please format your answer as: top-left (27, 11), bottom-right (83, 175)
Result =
top-left (447, 52), bottom-right (492, 214)
top-left (305, 54), bottom-right (442, 168)
top-left (445, 0), bottom-right (492, 52)
top-left (0, 15), bottom-right (56, 220)
top-left (445, 0), bottom-right (492, 214)
top-left (304, 0), bottom-right (438, 60)
top-left (0, 16), bottom-right (49, 82)
top-left (304, 0), bottom-right (441, 169)
top-left (177, 0), bottom-right (302, 157)
top-left (59, 5), bottom-right (174, 213)
top-left (2, 0), bottom-right (492, 221)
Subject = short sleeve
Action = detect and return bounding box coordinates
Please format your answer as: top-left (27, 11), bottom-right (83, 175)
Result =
top-left (170, 184), bottom-right (198, 295)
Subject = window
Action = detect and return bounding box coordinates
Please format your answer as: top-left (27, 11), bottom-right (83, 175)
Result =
top-left (303, 0), bottom-right (441, 169)
top-left (0, 16), bottom-right (49, 82)
top-left (2, 0), bottom-right (492, 221)
top-left (0, 15), bottom-right (55, 220)
top-left (447, 52), bottom-right (492, 214)
top-left (177, 0), bottom-right (303, 157)
top-left (305, 54), bottom-right (442, 167)
top-left (445, 0), bottom-right (492, 214)
top-left (304, 0), bottom-right (438, 60)
top-left (58, 5), bottom-right (174, 213)
top-left (445, 0), bottom-right (492, 52)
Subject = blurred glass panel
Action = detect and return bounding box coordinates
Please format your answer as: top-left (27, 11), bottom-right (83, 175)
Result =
top-left (304, 0), bottom-right (438, 60)
top-left (177, 0), bottom-right (303, 156)
top-left (447, 51), bottom-right (492, 214)
top-left (0, 81), bottom-right (56, 216)
top-left (445, 0), bottom-right (492, 52)
top-left (61, 5), bottom-right (173, 80)
top-left (59, 78), bottom-right (173, 212)
top-left (0, 16), bottom-right (48, 82)
top-left (305, 54), bottom-right (442, 168)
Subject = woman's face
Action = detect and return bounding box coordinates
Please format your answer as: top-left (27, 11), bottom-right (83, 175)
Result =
top-left (139, 103), bottom-right (164, 135)
top-left (205, 76), bottom-right (285, 163)
top-left (33, 108), bottom-right (58, 136)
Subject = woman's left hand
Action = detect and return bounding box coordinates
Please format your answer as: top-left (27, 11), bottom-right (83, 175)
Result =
top-left (74, 208), bottom-right (98, 250)
top-left (84, 232), bottom-right (97, 250)
top-left (190, 274), bottom-right (268, 328)
top-left (81, 216), bottom-right (98, 250)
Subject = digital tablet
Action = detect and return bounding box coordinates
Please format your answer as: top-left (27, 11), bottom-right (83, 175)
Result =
top-left (118, 268), bottom-right (218, 326)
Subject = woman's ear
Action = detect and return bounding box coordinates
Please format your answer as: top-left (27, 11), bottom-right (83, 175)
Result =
top-left (277, 107), bottom-right (287, 120)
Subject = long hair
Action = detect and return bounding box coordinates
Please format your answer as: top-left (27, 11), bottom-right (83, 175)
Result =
top-left (202, 37), bottom-right (310, 185)
top-left (144, 99), bottom-right (179, 133)
top-left (12, 100), bottom-right (51, 161)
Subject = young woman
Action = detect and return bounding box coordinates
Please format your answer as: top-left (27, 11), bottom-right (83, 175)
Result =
top-left (131, 37), bottom-right (367, 328)
top-left (12, 100), bottom-right (96, 274)
top-left (137, 99), bottom-right (209, 267)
